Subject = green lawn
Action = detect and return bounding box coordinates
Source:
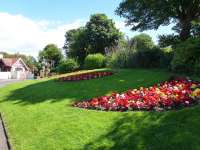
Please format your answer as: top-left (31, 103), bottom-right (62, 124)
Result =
top-left (0, 69), bottom-right (200, 150)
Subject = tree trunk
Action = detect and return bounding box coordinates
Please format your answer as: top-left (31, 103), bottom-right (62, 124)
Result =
top-left (180, 19), bottom-right (192, 41)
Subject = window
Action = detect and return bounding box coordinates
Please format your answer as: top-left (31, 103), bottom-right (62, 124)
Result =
top-left (15, 68), bottom-right (23, 71)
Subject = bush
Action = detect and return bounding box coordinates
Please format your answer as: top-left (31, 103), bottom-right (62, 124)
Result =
top-left (194, 59), bottom-right (200, 75)
top-left (57, 59), bottom-right (79, 73)
top-left (84, 53), bottom-right (106, 69)
top-left (134, 47), bottom-right (164, 68)
top-left (107, 48), bottom-right (136, 68)
top-left (159, 50), bottom-right (174, 69)
top-left (171, 37), bottom-right (200, 75)
top-left (132, 33), bottom-right (154, 51)
top-left (108, 47), bottom-right (170, 69)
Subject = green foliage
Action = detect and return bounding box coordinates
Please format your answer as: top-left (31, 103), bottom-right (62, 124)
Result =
top-left (63, 14), bottom-right (122, 65)
top-left (134, 47), bottom-right (166, 68)
top-left (63, 28), bottom-right (87, 64)
top-left (108, 34), bottom-right (165, 69)
top-left (171, 38), bottom-right (200, 75)
top-left (132, 33), bottom-right (154, 51)
top-left (57, 59), bottom-right (79, 73)
top-left (159, 48), bottom-right (174, 69)
top-left (116, 0), bottom-right (200, 40)
top-left (39, 44), bottom-right (63, 67)
top-left (194, 59), bottom-right (200, 75)
top-left (107, 48), bottom-right (136, 68)
top-left (85, 14), bottom-right (123, 54)
top-left (108, 46), bottom-right (172, 69)
top-left (84, 53), bottom-right (106, 69)
top-left (191, 21), bottom-right (200, 37)
top-left (158, 34), bottom-right (180, 48)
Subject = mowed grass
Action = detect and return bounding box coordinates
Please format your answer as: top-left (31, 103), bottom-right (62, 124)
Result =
top-left (0, 69), bottom-right (200, 150)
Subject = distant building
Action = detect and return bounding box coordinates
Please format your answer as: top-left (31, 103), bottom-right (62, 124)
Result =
top-left (0, 54), bottom-right (33, 79)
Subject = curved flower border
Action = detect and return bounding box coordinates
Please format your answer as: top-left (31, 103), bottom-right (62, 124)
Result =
top-left (58, 71), bottom-right (113, 81)
top-left (73, 78), bottom-right (200, 112)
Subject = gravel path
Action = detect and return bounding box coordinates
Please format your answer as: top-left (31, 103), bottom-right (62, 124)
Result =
top-left (0, 79), bottom-right (20, 88)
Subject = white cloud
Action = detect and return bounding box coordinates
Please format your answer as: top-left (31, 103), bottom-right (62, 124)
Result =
top-left (0, 12), bottom-right (174, 58)
top-left (0, 12), bottom-right (85, 57)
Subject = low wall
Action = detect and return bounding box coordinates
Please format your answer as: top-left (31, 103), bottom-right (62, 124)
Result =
top-left (0, 72), bottom-right (11, 79)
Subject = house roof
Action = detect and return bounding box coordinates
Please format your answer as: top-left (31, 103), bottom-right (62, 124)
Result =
top-left (1, 58), bottom-right (18, 67)
top-left (0, 58), bottom-right (30, 70)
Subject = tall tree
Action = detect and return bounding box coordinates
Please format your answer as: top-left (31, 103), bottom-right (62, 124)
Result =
top-left (63, 14), bottom-right (123, 64)
top-left (116, 0), bottom-right (200, 40)
top-left (85, 14), bottom-right (123, 53)
top-left (39, 44), bottom-right (63, 68)
top-left (63, 27), bottom-right (88, 64)
top-left (132, 33), bottom-right (154, 51)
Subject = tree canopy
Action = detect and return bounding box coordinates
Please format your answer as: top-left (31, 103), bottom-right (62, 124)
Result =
top-left (85, 13), bottom-right (123, 53)
top-left (63, 13), bottom-right (122, 64)
top-left (63, 27), bottom-right (88, 63)
top-left (131, 33), bottom-right (154, 51)
top-left (116, 0), bottom-right (200, 40)
top-left (39, 44), bottom-right (63, 68)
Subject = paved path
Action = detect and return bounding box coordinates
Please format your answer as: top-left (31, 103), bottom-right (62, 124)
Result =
top-left (0, 114), bottom-right (9, 150)
top-left (0, 79), bottom-right (20, 88)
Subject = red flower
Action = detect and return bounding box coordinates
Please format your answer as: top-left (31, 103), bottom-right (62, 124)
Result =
top-left (74, 79), bottom-right (200, 112)
top-left (90, 98), bottom-right (99, 107)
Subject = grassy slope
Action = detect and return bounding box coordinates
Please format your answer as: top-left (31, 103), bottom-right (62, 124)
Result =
top-left (0, 69), bottom-right (200, 150)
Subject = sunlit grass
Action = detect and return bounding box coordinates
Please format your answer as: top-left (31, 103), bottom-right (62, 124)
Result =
top-left (0, 69), bottom-right (199, 150)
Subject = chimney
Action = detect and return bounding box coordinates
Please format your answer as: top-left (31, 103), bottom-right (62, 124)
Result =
top-left (0, 54), bottom-right (3, 59)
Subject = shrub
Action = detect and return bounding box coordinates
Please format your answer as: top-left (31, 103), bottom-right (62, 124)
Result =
top-left (194, 59), bottom-right (200, 75)
top-left (134, 47), bottom-right (164, 68)
top-left (57, 59), bottom-right (79, 73)
top-left (132, 33), bottom-right (154, 51)
top-left (159, 50), bottom-right (174, 69)
top-left (107, 48), bottom-right (136, 68)
top-left (171, 37), bottom-right (200, 75)
top-left (108, 47), bottom-right (170, 69)
top-left (84, 53), bottom-right (106, 69)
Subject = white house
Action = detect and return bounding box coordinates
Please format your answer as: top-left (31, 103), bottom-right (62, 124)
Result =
top-left (0, 54), bottom-right (34, 79)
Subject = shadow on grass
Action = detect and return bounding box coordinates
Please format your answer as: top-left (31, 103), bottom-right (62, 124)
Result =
top-left (2, 69), bottom-right (170, 105)
top-left (83, 107), bottom-right (200, 150)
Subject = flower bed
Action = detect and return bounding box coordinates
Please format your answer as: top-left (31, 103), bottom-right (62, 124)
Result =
top-left (58, 71), bottom-right (113, 81)
top-left (74, 78), bottom-right (200, 111)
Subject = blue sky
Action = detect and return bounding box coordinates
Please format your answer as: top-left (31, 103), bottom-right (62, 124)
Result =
top-left (0, 0), bottom-right (174, 57)
top-left (0, 0), bottom-right (122, 21)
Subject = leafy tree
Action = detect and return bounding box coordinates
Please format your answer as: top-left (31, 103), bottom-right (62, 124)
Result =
top-left (131, 33), bottom-right (154, 51)
top-left (63, 27), bottom-right (88, 64)
top-left (191, 21), bottom-right (200, 37)
top-left (171, 37), bottom-right (200, 74)
top-left (116, 0), bottom-right (200, 40)
top-left (39, 44), bottom-right (63, 68)
top-left (158, 34), bottom-right (180, 48)
top-left (23, 56), bottom-right (38, 71)
top-left (85, 14), bottom-right (122, 53)
top-left (63, 14), bottom-right (123, 65)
